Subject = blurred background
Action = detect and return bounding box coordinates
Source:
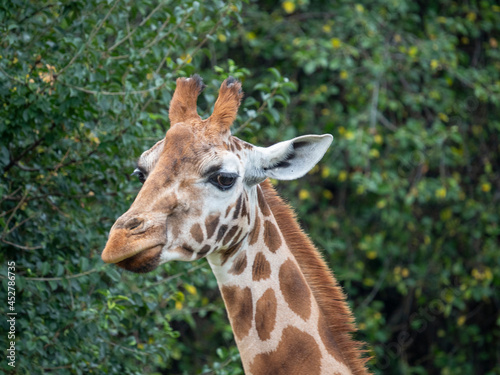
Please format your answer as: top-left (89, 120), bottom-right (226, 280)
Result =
top-left (1, 0), bottom-right (499, 374)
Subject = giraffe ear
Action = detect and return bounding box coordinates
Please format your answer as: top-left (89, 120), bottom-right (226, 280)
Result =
top-left (246, 134), bottom-right (333, 185)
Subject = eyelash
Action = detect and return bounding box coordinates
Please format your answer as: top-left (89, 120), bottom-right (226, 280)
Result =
top-left (132, 168), bottom-right (146, 184)
top-left (209, 172), bottom-right (238, 191)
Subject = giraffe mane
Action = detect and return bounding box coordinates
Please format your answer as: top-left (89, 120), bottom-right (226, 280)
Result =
top-left (260, 179), bottom-right (370, 375)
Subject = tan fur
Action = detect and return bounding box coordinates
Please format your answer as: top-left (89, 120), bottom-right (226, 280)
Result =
top-left (260, 180), bottom-right (370, 375)
top-left (169, 75), bottom-right (205, 125)
top-left (208, 78), bottom-right (243, 133)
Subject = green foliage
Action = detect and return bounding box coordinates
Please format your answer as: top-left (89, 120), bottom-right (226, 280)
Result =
top-left (1, 0), bottom-right (499, 374)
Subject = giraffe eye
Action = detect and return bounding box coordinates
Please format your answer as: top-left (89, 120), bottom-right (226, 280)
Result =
top-left (132, 168), bottom-right (146, 184)
top-left (209, 172), bottom-right (238, 191)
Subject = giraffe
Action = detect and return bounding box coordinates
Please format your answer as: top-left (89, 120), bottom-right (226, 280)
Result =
top-left (101, 75), bottom-right (369, 375)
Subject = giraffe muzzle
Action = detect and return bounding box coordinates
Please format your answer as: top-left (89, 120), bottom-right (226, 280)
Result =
top-left (102, 214), bottom-right (167, 265)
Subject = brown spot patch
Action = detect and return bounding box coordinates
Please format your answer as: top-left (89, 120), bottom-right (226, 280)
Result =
top-left (156, 194), bottom-right (179, 214)
top-left (318, 313), bottom-right (346, 365)
top-left (223, 226), bottom-right (239, 246)
top-left (169, 217), bottom-right (182, 239)
top-left (205, 214), bottom-right (219, 239)
top-left (279, 259), bottom-right (311, 320)
top-left (196, 244), bottom-right (211, 259)
top-left (220, 285), bottom-right (253, 340)
top-left (221, 237), bottom-right (244, 265)
top-left (255, 288), bottom-right (277, 341)
top-left (182, 243), bottom-right (195, 253)
top-left (264, 220), bottom-right (282, 253)
top-left (241, 197), bottom-right (248, 221)
top-left (252, 252), bottom-right (271, 281)
top-left (257, 186), bottom-right (271, 216)
top-left (172, 245), bottom-right (196, 259)
top-left (249, 215), bottom-right (260, 246)
top-left (233, 194), bottom-right (243, 219)
top-left (249, 326), bottom-right (322, 375)
top-left (190, 223), bottom-right (203, 243)
top-left (216, 224), bottom-right (228, 242)
top-left (225, 201), bottom-right (235, 218)
top-left (229, 253), bottom-right (247, 275)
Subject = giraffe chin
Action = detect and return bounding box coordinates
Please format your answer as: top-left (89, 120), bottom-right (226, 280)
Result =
top-left (116, 245), bottom-right (163, 273)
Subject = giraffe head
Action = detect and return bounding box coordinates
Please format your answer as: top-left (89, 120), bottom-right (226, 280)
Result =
top-left (101, 75), bottom-right (332, 273)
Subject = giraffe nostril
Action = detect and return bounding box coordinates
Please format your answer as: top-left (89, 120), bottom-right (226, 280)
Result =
top-left (125, 218), bottom-right (144, 232)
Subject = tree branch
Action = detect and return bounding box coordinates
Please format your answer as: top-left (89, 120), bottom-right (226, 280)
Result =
top-left (1, 239), bottom-right (43, 250)
top-left (3, 122), bottom-right (56, 173)
top-left (23, 268), bottom-right (102, 282)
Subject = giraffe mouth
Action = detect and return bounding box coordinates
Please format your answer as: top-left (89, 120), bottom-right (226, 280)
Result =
top-left (115, 245), bottom-right (163, 273)
top-left (101, 223), bottom-right (167, 266)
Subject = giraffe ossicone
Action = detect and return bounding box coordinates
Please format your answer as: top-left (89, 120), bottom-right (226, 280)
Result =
top-left (102, 75), bottom-right (370, 375)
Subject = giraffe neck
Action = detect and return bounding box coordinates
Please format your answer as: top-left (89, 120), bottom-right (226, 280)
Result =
top-left (207, 181), bottom-right (367, 375)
